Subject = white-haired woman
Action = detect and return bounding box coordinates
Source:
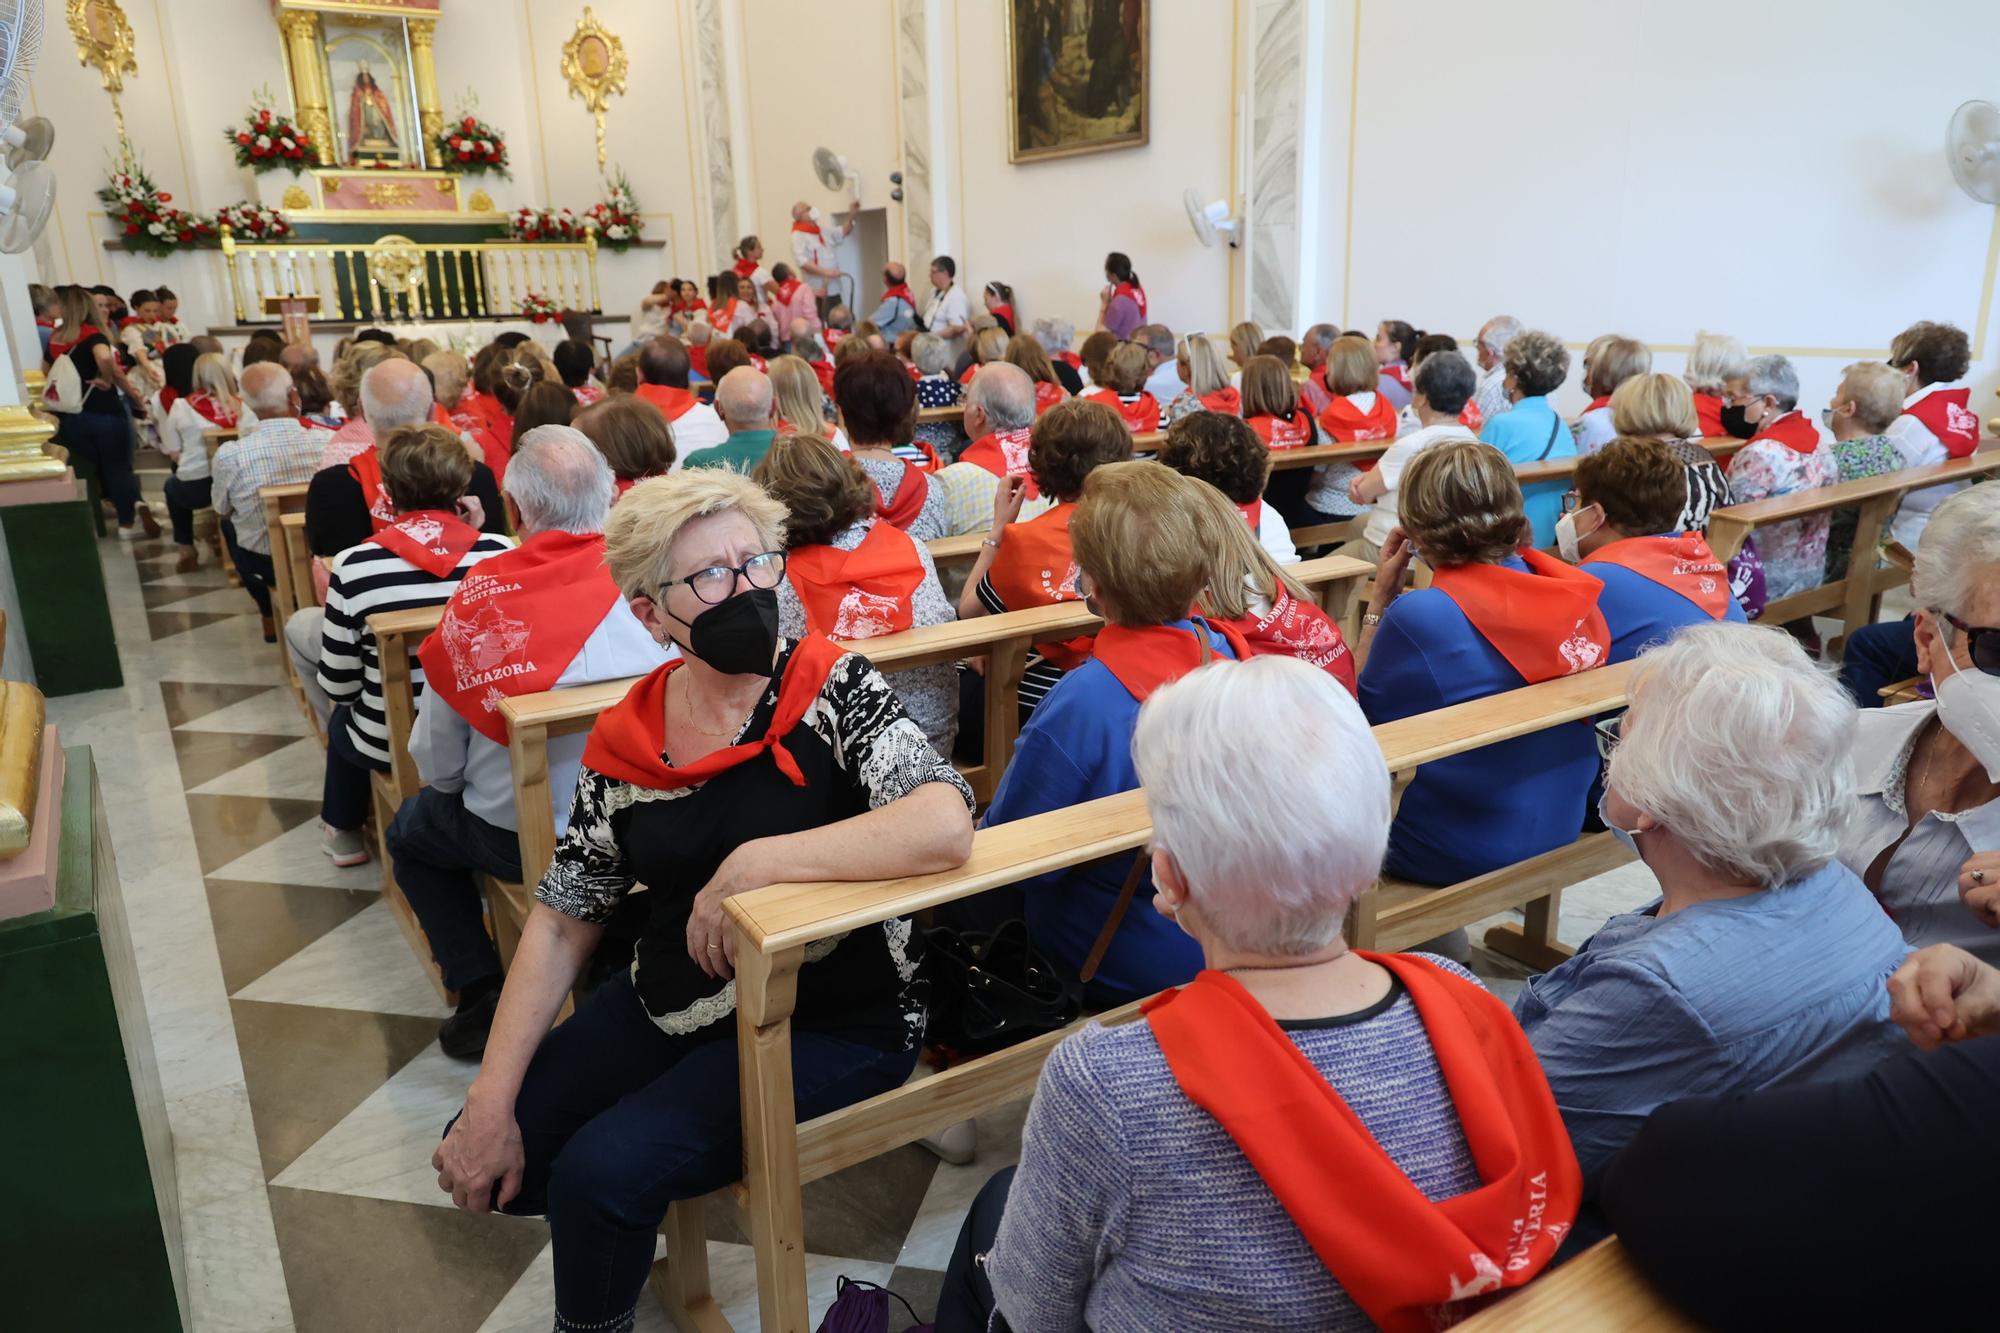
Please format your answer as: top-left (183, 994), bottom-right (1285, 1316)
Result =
top-left (1517, 621), bottom-right (1910, 1193)
top-left (936, 656), bottom-right (1578, 1333)
top-left (430, 469), bottom-right (974, 1333)
top-left (1838, 481), bottom-right (2000, 965)
top-left (1682, 329), bottom-right (1744, 438)
top-left (1163, 333), bottom-right (1239, 423)
top-left (1722, 353), bottom-right (1836, 601)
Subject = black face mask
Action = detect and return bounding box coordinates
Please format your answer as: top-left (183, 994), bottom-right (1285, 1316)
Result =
top-left (1719, 404), bottom-right (1758, 440)
top-left (669, 588), bottom-right (780, 676)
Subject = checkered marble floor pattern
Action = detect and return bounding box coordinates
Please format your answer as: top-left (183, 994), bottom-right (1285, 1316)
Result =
top-left (64, 493), bottom-right (1659, 1331)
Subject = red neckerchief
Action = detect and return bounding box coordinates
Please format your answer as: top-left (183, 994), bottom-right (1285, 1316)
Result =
top-left (988, 302), bottom-right (1015, 331)
top-left (985, 502), bottom-right (1094, 670)
top-left (958, 362), bottom-right (982, 386)
top-left (635, 382), bottom-right (700, 422)
top-left (688, 343), bottom-right (710, 380)
top-left (1692, 391), bottom-right (1726, 439)
top-left (371, 508), bottom-right (482, 578)
top-left (1317, 392), bottom-right (1399, 442)
top-left (1199, 386), bottom-right (1242, 415)
top-left (1903, 386), bottom-right (1981, 459)
top-left (1740, 410), bottom-right (1821, 458)
top-left (881, 282), bottom-right (917, 309)
top-left (417, 531), bottom-right (621, 742)
top-left (1055, 349), bottom-right (1082, 370)
top-left (1219, 583), bottom-right (1356, 695)
top-left (713, 297), bottom-right (741, 328)
top-left (733, 258), bottom-right (759, 279)
top-left (785, 522), bottom-right (924, 640)
top-left (347, 447), bottom-right (398, 530)
top-left (1249, 412), bottom-right (1315, 450)
top-left (1429, 549), bottom-right (1611, 683)
top-left (580, 635), bottom-right (847, 791)
top-left (811, 359), bottom-right (837, 395)
top-left (1382, 361), bottom-right (1411, 390)
top-left (1236, 498), bottom-right (1263, 530)
top-left (1144, 961), bottom-right (1580, 1333)
top-left (774, 278), bottom-right (804, 306)
top-left (1033, 379), bottom-right (1066, 415)
top-left (1080, 386), bottom-right (1160, 434)
top-left (186, 392), bottom-right (236, 428)
top-left (791, 219), bottom-right (823, 240)
top-left (1460, 402), bottom-right (1485, 432)
top-left (824, 328), bottom-right (848, 348)
top-left (959, 428), bottom-right (1038, 498)
top-left (1584, 395), bottom-right (1611, 413)
top-left (430, 402), bottom-right (456, 430)
top-left (1090, 618), bottom-right (1249, 702)
top-left (118, 314), bottom-right (144, 330)
top-left (874, 459), bottom-right (930, 528)
top-left (1112, 280), bottom-right (1147, 320)
top-left (159, 386), bottom-right (181, 413)
top-left (1585, 533), bottom-right (1733, 619)
top-left (34, 317), bottom-right (51, 328)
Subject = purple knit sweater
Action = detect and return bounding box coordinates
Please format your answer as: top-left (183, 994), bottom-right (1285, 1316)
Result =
top-left (986, 957), bottom-right (1486, 1332)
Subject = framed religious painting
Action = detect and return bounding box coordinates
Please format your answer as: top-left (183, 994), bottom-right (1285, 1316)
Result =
top-left (314, 12), bottom-right (426, 169)
top-left (1006, 0), bottom-right (1149, 164)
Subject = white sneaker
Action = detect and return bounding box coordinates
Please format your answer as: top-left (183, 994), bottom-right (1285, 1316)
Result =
top-left (115, 524), bottom-right (140, 541)
top-left (320, 823), bottom-right (370, 867)
top-left (918, 1118), bottom-right (977, 1166)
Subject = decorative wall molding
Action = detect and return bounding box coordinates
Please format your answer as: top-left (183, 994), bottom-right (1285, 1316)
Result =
top-left (892, 0), bottom-right (933, 266)
top-left (1247, 0), bottom-right (1304, 333)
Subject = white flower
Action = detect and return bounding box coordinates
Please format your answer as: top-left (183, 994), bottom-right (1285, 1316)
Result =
top-left (477, 139), bottom-right (491, 153)
top-left (255, 134), bottom-right (271, 149)
top-left (147, 222), bottom-right (165, 236)
top-left (279, 137), bottom-right (295, 151)
top-left (608, 224), bottom-right (630, 239)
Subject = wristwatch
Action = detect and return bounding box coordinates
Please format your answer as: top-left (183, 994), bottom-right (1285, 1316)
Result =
top-left (1362, 613), bottom-right (1382, 627)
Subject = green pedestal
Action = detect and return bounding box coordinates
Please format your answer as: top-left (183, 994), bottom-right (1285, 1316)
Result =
top-left (0, 498), bottom-right (122, 695)
top-left (0, 750), bottom-right (185, 1330)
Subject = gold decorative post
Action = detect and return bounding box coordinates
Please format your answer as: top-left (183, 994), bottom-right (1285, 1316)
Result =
top-left (0, 405), bottom-right (65, 484)
top-left (276, 8), bottom-right (336, 168)
top-left (66, 0), bottom-right (139, 150)
top-left (408, 18), bottom-right (445, 169)
top-left (561, 7), bottom-right (629, 172)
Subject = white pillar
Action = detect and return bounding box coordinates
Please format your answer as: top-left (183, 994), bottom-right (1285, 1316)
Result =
top-left (921, 0), bottom-right (958, 261)
top-left (0, 254), bottom-right (40, 399)
top-left (714, 0), bottom-right (760, 246)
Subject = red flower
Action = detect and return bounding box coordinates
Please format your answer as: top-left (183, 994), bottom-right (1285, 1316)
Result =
top-left (237, 132), bottom-right (252, 145)
top-left (159, 192), bottom-right (172, 203)
top-left (124, 223), bottom-right (138, 236)
top-left (258, 109), bottom-right (271, 124)
top-left (462, 116), bottom-right (477, 131)
top-left (179, 231), bottom-right (192, 242)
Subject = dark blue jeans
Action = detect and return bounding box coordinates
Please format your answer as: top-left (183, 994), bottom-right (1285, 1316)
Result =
top-left (477, 970), bottom-right (917, 1331)
top-left (322, 703), bottom-right (384, 832)
top-left (162, 473), bottom-right (210, 546)
top-left (1840, 616), bottom-right (1920, 708)
top-left (63, 410), bottom-right (138, 524)
top-left (937, 1167), bottom-right (1016, 1333)
top-left (219, 518), bottom-right (276, 616)
top-left (386, 787), bottom-right (520, 992)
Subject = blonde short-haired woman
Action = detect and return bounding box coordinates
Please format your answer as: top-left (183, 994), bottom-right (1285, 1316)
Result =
top-left (1164, 333), bottom-right (1238, 423)
top-left (430, 466), bottom-right (974, 1333)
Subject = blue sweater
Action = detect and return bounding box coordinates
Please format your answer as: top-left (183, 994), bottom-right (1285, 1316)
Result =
top-left (1359, 561), bottom-right (1597, 885)
top-left (1479, 395), bottom-right (1575, 545)
top-left (1584, 536), bottom-right (1746, 664)
top-left (983, 620), bottom-right (1233, 1001)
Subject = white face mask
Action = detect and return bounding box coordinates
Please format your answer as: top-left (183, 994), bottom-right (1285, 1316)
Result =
top-left (1555, 506), bottom-right (1598, 564)
top-left (807, 206), bottom-right (820, 224)
top-left (1934, 639), bottom-right (2000, 782)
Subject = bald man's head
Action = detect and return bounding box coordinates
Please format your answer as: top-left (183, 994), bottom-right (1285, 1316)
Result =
top-left (360, 357), bottom-right (434, 431)
top-left (716, 367), bottom-right (774, 431)
top-left (241, 363), bottom-right (296, 417)
top-left (967, 362), bottom-right (1035, 433)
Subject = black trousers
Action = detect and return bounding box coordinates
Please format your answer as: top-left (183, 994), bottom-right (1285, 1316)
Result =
top-left (935, 1166), bottom-right (1016, 1333)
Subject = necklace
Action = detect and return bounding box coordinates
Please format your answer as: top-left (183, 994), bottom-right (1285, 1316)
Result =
top-left (677, 673), bottom-right (752, 739)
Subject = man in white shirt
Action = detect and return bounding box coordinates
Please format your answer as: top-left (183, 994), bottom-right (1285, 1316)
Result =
top-left (790, 199), bottom-right (859, 318)
top-left (1134, 324), bottom-right (1183, 405)
top-left (1472, 314), bottom-right (1523, 426)
top-left (387, 427), bottom-right (671, 1057)
top-left (925, 255), bottom-right (973, 363)
top-left (1341, 348), bottom-right (1479, 564)
top-left (212, 364), bottom-right (332, 638)
top-left (631, 336), bottom-right (728, 459)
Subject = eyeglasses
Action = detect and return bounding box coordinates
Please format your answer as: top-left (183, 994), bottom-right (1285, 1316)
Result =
top-left (1594, 715), bottom-right (1622, 761)
top-left (663, 550), bottom-right (787, 606)
top-left (1940, 610), bottom-right (2000, 676)
top-left (1562, 489), bottom-right (1584, 514)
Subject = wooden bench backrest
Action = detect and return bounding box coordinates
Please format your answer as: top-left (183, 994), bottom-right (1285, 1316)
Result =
top-left (1707, 445), bottom-right (2000, 560)
top-left (260, 484), bottom-right (310, 625)
top-left (276, 511), bottom-right (314, 619)
top-left (726, 657), bottom-right (1637, 955)
top-left (365, 605), bottom-right (447, 804)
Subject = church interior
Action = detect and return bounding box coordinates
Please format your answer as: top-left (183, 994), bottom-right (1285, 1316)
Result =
top-left (6, 0), bottom-right (2000, 1330)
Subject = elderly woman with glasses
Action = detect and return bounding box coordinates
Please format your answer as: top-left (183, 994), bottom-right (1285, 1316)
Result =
top-left (430, 468), bottom-right (974, 1333)
top-left (1518, 622), bottom-right (1910, 1198)
top-left (1838, 482), bottom-right (2000, 965)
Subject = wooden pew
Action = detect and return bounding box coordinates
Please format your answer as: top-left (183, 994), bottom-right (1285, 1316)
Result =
top-left (1455, 1239), bottom-right (1699, 1331)
top-left (1880, 675), bottom-right (1924, 707)
top-left (258, 484), bottom-right (319, 740)
top-left (703, 658), bottom-right (1639, 1330)
top-left (1706, 449), bottom-right (2000, 639)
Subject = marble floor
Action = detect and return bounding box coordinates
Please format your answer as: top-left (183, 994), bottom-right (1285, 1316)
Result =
top-left (62, 488), bottom-right (1661, 1331)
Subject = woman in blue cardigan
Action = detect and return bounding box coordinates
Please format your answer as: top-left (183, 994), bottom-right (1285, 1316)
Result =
top-left (1357, 440), bottom-right (1609, 888)
top-left (1479, 327), bottom-right (1577, 545)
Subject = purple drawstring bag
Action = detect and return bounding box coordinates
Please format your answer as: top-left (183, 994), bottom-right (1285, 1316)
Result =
top-left (1727, 536), bottom-right (1767, 621)
top-left (817, 1275), bottom-right (933, 1333)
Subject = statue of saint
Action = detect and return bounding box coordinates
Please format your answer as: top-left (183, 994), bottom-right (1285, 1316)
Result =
top-left (346, 61), bottom-right (401, 165)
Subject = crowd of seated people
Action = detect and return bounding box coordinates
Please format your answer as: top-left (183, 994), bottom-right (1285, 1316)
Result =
top-left (148, 261), bottom-right (2000, 1332)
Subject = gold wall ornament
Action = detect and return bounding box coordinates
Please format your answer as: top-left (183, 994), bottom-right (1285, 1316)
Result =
top-left (282, 183), bottom-right (313, 209)
top-left (467, 188), bottom-right (495, 213)
top-left (66, 0), bottom-right (139, 149)
top-left (0, 403), bottom-right (65, 484)
top-left (560, 7), bottom-right (628, 171)
top-left (367, 233), bottom-right (428, 298)
top-left (0, 680), bottom-right (48, 858)
top-left (276, 8), bottom-right (338, 168)
top-left (363, 180), bottom-right (421, 208)
top-left (408, 17), bottom-right (445, 168)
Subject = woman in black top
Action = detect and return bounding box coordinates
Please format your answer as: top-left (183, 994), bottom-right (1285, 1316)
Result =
top-left (57, 285), bottom-right (156, 537)
top-left (431, 467), bottom-right (975, 1333)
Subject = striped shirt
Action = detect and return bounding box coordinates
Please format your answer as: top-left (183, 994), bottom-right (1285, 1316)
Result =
top-left (210, 419), bottom-right (332, 554)
top-left (318, 532), bottom-right (516, 764)
top-left (975, 574), bottom-right (1068, 716)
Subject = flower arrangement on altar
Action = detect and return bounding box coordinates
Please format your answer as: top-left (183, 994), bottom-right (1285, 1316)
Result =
top-left (225, 92), bottom-right (312, 175)
top-left (98, 158), bottom-right (214, 258)
top-left (437, 97), bottom-right (510, 177)
top-left (520, 292), bottom-right (563, 324)
top-left (507, 205), bottom-right (590, 244)
top-left (586, 169), bottom-right (643, 252)
top-left (215, 202), bottom-right (292, 242)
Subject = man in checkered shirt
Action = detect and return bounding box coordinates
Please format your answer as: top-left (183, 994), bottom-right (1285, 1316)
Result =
top-left (211, 363), bottom-right (329, 640)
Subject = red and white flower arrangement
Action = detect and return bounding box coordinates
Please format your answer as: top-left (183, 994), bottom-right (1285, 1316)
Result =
top-left (98, 158), bottom-right (214, 258)
top-left (215, 202), bottom-right (292, 242)
top-left (225, 93), bottom-right (311, 175)
top-left (507, 205), bottom-right (590, 244)
top-left (438, 111), bottom-right (510, 178)
top-left (520, 292), bottom-right (563, 324)
top-left (585, 168), bottom-right (643, 252)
